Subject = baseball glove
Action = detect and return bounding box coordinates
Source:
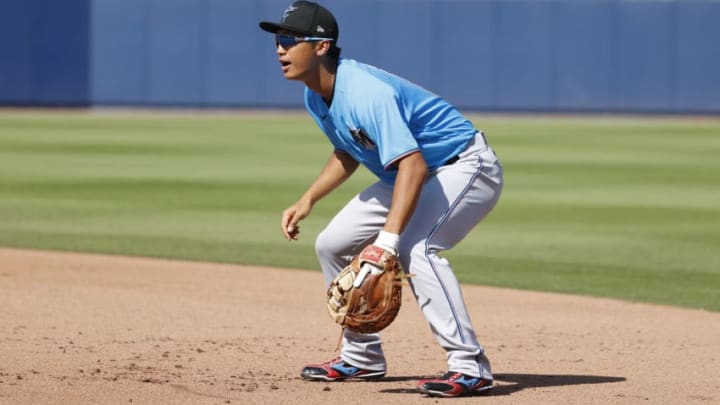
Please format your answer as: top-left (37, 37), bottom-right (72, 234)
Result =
top-left (327, 244), bottom-right (408, 334)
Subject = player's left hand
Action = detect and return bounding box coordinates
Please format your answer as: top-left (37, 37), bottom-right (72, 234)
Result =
top-left (327, 244), bottom-right (407, 334)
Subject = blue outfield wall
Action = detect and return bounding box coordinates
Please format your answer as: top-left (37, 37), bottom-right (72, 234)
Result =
top-left (1, 0), bottom-right (719, 113)
top-left (0, 0), bottom-right (90, 106)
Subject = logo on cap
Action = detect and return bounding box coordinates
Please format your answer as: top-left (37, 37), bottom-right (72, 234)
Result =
top-left (282, 5), bottom-right (298, 22)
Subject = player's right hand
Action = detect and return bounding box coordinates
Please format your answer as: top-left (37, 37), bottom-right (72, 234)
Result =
top-left (281, 198), bottom-right (313, 241)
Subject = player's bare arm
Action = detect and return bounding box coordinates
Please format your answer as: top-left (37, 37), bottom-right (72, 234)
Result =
top-left (383, 151), bottom-right (428, 235)
top-left (281, 150), bottom-right (359, 240)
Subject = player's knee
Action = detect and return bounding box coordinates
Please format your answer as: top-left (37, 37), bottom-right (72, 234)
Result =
top-left (315, 227), bottom-right (344, 260)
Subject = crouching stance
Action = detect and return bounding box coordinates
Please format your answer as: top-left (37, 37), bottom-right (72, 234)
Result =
top-left (259, 1), bottom-right (503, 397)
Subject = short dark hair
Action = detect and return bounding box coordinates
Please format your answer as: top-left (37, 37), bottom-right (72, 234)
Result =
top-left (328, 44), bottom-right (342, 60)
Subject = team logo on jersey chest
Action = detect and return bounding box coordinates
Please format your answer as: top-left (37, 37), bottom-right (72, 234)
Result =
top-left (349, 128), bottom-right (375, 149)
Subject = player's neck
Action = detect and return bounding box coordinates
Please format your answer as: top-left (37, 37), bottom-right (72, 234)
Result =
top-left (305, 58), bottom-right (337, 106)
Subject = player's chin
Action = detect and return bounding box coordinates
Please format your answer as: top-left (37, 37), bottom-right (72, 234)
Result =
top-left (280, 64), bottom-right (294, 78)
top-left (282, 70), bottom-right (300, 80)
top-left (281, 65), bottom-right (304, 81)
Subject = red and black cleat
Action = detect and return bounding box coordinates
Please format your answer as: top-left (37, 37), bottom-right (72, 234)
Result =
top-left (300, 357), bottom-right (386, 381)
top-left (417, 371), bottom-right (494, 397)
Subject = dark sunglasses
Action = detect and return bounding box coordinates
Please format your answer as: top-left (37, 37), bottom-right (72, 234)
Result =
top-left (275, 34), bottom-right (334, 49)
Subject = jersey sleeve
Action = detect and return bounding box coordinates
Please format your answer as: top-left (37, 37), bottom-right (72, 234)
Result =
top-left (353, 87), bottom-right (419, 169)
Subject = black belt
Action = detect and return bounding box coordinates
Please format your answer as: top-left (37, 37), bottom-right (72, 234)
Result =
top-left (444, 131), bottom-right (483, 166)
top-left (444, 154), bottom-right (460, 166)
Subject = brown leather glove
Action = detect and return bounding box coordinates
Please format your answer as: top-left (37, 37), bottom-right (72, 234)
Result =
top-left (327, 244), bottom-right (407, 334)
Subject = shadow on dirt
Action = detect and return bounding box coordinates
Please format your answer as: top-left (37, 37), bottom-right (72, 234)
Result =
top-left (378, 373), bottom-right (626, 395)
top-left (490, 373), bottom-right (626, 396)
top-left (376, 375), bottom-right (436, 383)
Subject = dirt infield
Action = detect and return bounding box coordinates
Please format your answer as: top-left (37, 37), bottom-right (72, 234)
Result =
top-left (1, 248), bottom-right (718, 404)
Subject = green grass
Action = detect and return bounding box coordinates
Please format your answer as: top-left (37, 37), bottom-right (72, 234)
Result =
top-left (1, 112), bottom-right (719, 311)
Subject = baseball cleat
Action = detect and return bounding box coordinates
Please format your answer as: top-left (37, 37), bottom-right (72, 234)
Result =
top-left (300, 357), bottom-right (386, 381)
top-left (417, 371), bottom-right (494, 397)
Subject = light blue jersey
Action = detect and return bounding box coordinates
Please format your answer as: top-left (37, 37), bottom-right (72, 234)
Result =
top-left (305, 58), bottom-right (477, 184)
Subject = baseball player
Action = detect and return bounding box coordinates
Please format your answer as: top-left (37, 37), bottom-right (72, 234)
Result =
top-left (259, 1), bottom-right (503, 397)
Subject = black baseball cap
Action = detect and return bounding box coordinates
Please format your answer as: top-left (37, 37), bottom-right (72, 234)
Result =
top-left (259, 1), bottom-right (339, 40)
